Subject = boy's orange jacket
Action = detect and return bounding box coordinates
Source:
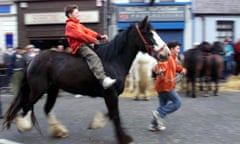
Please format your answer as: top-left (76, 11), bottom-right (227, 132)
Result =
top-left (65, 17), bottom-right (99, 54)
top-left (154, 55), bottom-right (185, 92)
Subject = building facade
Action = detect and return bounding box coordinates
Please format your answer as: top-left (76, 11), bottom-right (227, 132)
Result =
top-left (15, 0), bottom-right (105, 49)
top-left (193, 0), bottom-right (240, 43)
top-left (0, 0), bottom-right (17, 50)
top-left (112, 0), bottom-right (192, 53)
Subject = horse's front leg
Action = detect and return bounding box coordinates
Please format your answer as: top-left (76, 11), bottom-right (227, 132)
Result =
top-left (45, 87), bottom-right (68, 138)
top-left (47, 112), bottom-right (68, 138)
top-left (104, 90), bottom-right (133, 144)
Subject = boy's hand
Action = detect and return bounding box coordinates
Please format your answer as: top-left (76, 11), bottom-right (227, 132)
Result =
top-left (94, 39), bottom-right (100, 45)
top-left (99, 34), bottom-right (108, 40)
top-left (180, 69), bottom-right (186, 75)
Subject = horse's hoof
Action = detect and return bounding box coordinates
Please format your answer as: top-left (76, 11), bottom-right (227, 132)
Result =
top-left (143, 97), bottom-right (150, 101)
top-left (49, 126), bottom-right (69, 138)
top-left (203, 94), bottom-right (209, 97)
top-left (133, 97), bottom-right (139, 101)
top-left (88, 111), bottom-right (109, 129)
top-left (49, 123), bottom-right (69, 138)
top-left (16, 111), bottom-right (33, 132)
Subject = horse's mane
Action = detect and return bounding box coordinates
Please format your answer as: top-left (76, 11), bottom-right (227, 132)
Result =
top-left (94, 25), bottom-right (135, 61)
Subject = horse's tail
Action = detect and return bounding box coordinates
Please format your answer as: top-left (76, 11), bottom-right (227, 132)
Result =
top-left (3, 69), bottom-right (31, 129)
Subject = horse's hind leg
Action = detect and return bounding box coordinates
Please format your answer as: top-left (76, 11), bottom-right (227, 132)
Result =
top-left (203, 76), bottom-right (210, 97)
top-left (16, 90), bottom-right (44, 132)
top-left (191, 78), bottom-right (197, 98)
top-left (213, 79), bottom-right (219, 96)
top-left (45, 85), bottom-right (68, 138)
top-left (104, 92), bottom-right (133, 144)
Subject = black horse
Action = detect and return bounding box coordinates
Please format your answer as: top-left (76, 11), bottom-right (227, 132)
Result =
top-left (204, 41), bottom-right (224, 96)
top-left (183, 43), bottom-right (206, 98)
top-left (3, 17), bottom-right (170, 144)
top-left (184, 41), bottom-right (224, 98)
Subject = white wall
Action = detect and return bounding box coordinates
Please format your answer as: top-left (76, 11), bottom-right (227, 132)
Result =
top-left (184, 4), bottom-right (193, 50)
top-left (194, 15), bottom-right (240, 44)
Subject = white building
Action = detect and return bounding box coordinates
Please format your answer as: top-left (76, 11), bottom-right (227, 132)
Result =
top-left (112, 0), bottom-right (192, 53)
top-left (0, 0), bottom-right (17, 50)
top-left (193, 0), bottom-right (240, 44)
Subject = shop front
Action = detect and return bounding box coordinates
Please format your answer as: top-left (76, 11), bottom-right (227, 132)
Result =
top-left (15, 0), bottom-right (103, 49)
top-left (115, 2), bottom-right (192, 53)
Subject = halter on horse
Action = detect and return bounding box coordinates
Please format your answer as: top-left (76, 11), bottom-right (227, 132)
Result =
top-left (3, 16), bottom-right (170, 144)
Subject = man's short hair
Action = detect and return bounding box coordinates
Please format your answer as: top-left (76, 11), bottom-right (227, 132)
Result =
top-left (167, 41), bottom-right (181, 49)
top-left (65, 4), bottom-right (78, 18)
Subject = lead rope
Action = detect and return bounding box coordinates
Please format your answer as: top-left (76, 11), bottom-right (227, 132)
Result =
top-left (157, 73), bottom-right (184, 84)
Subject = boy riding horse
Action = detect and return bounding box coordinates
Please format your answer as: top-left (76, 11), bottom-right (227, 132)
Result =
top-left (65, 4), bottom-right (116, 89)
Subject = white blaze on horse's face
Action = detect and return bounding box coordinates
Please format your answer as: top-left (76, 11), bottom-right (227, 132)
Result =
top-left (152, 31), bottom-right (170, 61)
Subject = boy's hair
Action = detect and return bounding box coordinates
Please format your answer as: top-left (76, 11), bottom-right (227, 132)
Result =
top-left (167, 41), bottom-right (181, 49)
top-left (65, 4), bottom-right (78, 18)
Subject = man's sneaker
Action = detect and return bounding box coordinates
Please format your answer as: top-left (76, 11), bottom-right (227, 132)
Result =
top-left (148, 124), bottom-right (166, 132)
top-left (152, 110), bottom-right (165, 129)
top-left (102, 77), bottom-right (116, 89)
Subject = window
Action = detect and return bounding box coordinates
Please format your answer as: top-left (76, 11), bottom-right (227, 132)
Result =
top-left (216, 21), bottom-right (234, 42)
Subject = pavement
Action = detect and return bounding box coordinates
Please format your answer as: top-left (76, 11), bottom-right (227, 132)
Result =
top-left (0, 91), bottom-right (240, 144)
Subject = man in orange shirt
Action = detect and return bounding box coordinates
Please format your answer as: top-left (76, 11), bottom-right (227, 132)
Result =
top-left (148, 41), bottom-right (186, 131)
top-left (65, 4), bottom-right (116, 89)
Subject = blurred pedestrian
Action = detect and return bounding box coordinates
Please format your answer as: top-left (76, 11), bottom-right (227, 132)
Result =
top-left (233, 37), bottom-right (240, 75)
top-left (3, 48), bottom-right (14, 87)
top-left (222, 37), bottom-right (234, 79)
top-left (148, 41), bottom-right (186, 131)
top-left (0, 48), bottom-right (5, 69)
top-left (11, 46), bottom-right (27, 96)
top-left (25, 44), bottom-right (37, 64)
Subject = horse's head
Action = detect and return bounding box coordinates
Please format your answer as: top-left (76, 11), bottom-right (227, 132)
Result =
top-left (211, 41), bottom-right (225, 55)
top-left (136, 16), bottom-right (170, 61)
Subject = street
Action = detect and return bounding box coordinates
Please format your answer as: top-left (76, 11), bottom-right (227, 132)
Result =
top-left (0, 91), bottom-right (240, 144)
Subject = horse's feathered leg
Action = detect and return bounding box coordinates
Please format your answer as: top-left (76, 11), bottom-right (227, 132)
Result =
top-left (17, 90), bottom-right (44, 133)
top-left (45, 85), bottom-right (68, 138)
top-left (104, 90), bottom-right (133, 144)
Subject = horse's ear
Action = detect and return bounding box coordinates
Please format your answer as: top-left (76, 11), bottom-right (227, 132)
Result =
top-left (139, 16), bottom-right (149, 30)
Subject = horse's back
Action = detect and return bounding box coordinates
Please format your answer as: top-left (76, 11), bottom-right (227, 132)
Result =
top-left (27, 50), bottom-right (103, 96)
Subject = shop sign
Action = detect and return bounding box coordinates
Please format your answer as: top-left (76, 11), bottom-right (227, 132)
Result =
top-left (24, 11), bottom-right (99, 25)
top-left (118, 5), bottom-right (185, 22)
top-left (5, 32), bottom-right (13, 48)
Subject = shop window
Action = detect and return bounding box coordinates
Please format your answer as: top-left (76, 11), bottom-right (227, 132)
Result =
top-left (216, 21), bottom-right (234, 42)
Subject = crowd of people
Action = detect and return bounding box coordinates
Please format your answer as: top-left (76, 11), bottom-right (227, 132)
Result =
top-left (0, 44), bottom-right (41, 95)
top-left (222, 36), bottom-right (240, 79)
